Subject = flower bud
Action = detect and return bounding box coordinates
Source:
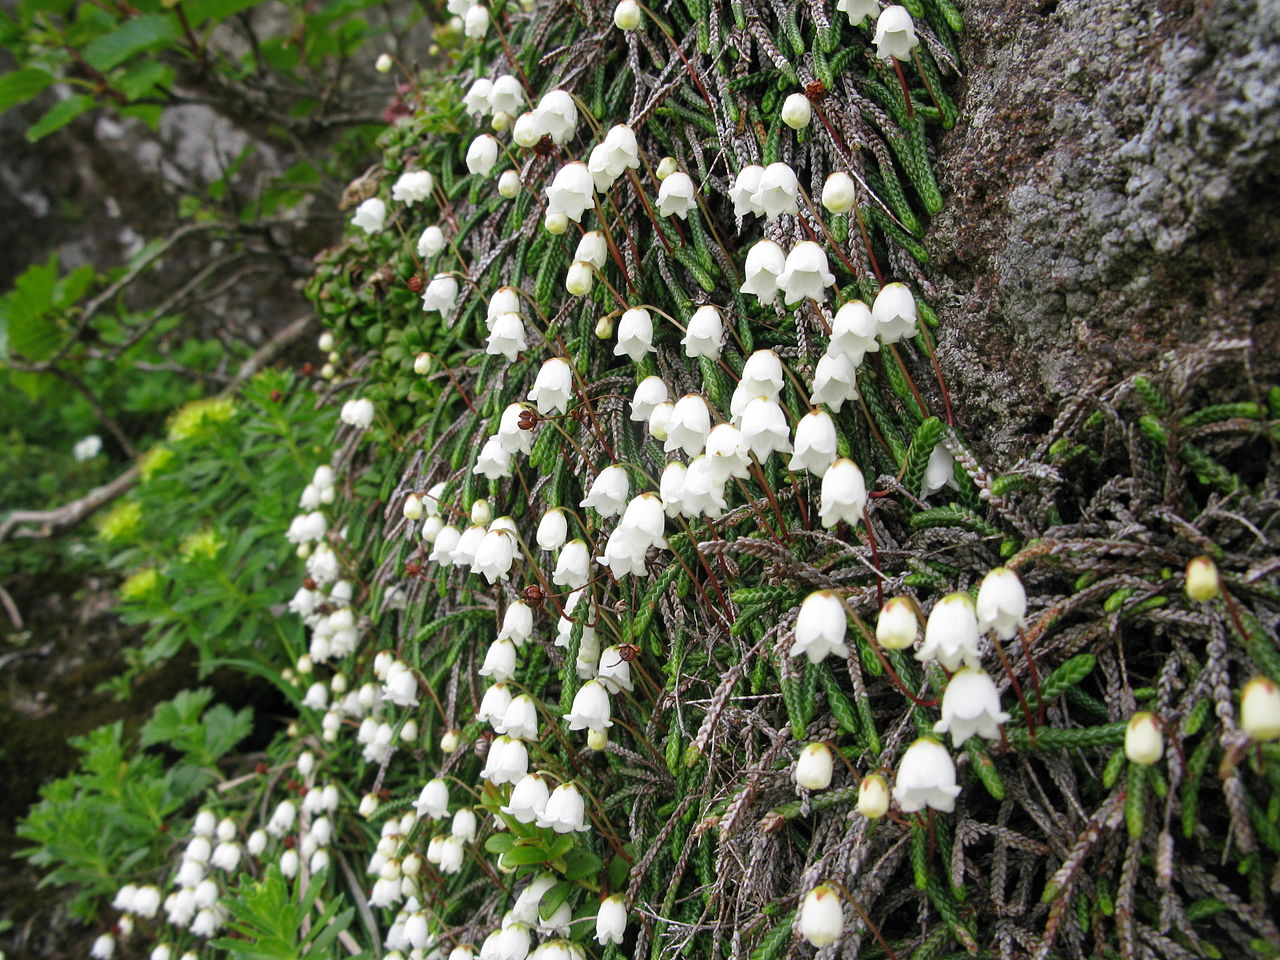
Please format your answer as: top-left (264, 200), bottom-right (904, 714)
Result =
top-left (794, 742), bottom-right (834, 791)
top-left (795, 885), bottom-right (843, 947)
top-left (544, 211), bottom-right (569, 235)
top-left (613, 0), bottom-right (642, 29)
top-left (414, 352), bottom-right (432, 375)
top-left (319, 362), bottom-right (335, 380)
top-left (875, 596), bottom-right (918, 650)
top-left (401, 719), bottom-right (419, 742)
top-left (317, 332), bottom-right (335, 352)
top-left (857, 773), bottom-right (890, 819)
top-left (565, 261), bottom-right (594, 296)
top-left (375, 53), bottom-right (393, 74)
top-left (781, 92), bottom-right (812, 129)
top-left (441, 729), bottom-right (461, 753)
top-left (1185, 555), bottom-right (1220, 602)
top-left (1241, 676), bottom-right (1280, 742)
top-left (1124, 711), bottom-right (1163, 766)
top-left (403, 494), bottom-right (424, 520)
top-left (470, 499), bottom-right (492, 527)
top-left (822, 171), bottom-right (857, 214)
top-left (296, 654), bottom-right (314, 674)
top-left (498, 170), bottom-right (521, 198)
top-left (656, 156), bottom-right (678, 181)
top-left (359, 793), bottom-right (379, 818)
top-left (491, 110), bottom-right (511, 131)
top-left (594, 315), bottom-right (615, 339)
top-left (587, 727), bottom-right (609, 750)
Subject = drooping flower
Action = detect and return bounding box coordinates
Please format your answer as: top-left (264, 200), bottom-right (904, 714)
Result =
top-left (474, 435), bottom-right (513, 479)
top-left (481, 735), bottom-right (529, 784)
top-left (809, 351), bottom-right (860, 411)
top-left (503, 773), bottom-right (551, 823)
top-left (351, 198), bottom-right (386, 234)
top-left (837, 0), bottom-right (881, 25)
top-left (537, 783), bottom-right (589, 833)
top-left (463, 3), bottom-right (489, 38)
top-left (536, 508), bottom-right (568, 550)
top-left (595, 896), bottom-right (627, 946)
top-left (1241, 676), bottom-right (1280, 742)
top-left (614, 307), bottom-right (654, 362)
top-left (1184, 555), bottom-right (1221, 602)
top-left (934, 667), bottom-right (1010, 747)
top-left (740, 239), bottom-right (786, 305)
top-left (613, 0), bottom-right (642, 30)
top-left (893, 737), bottom-right (961, 813)
top-left (682, 305), bottom-right (723, 358)
top-left (976, 567), bottom-right (1027, 640)
top-left (499, 694), bottom-right (539, 741)
top-left (822, 171), bottom-right (858, 214)
top-left (421, 273), bottom-right (459, 317)
top-left (872, 281), bottom-right (919, 343)
top-left (729, 164), bottom-right (765, 218)
top-left (657, 172), bottom-right (696, 219)
top-left (739, 396), bottom-right (793, 460)
top-left (553, 539), bottom-right (591, 589)
top-left (630, 376), bottom-right (669, 422)
top-left (565, 680), bottom-right (613, 731)
top-left (488, 75), bottom-right (525, 116)
top-left (466, 135), bottom-right (500, 176)
top-left (512, 111), bottom-right (543, 147)
top-left (527, 358), bottom-right (575, 415)
top-left (478, 638), bottom-right (518, 682)
top-left (498, 170), bottom-right (521, 199)
top-left (546, 162), bottom-right (596, 222)
top-left (778, 241), bottom-right (835, 305)
top-left (340, 399), bottom-right (375, 429)
top-left (581, 465), bottom-right (630, 517)
top-left (680, 455), bottom-right (728, 519)
top-left (789, 409), bottom-right (838, 477)
top-left (751, 162), bottom-right (800, 218)
top-left (828, 299), bottom-right (879, 365)
top-left (486, 311), bottom-right (527, 361)
top-left (704, 423), bottom-right (750, 482)
top-left (664, 394), bottom-right (712, 456)
top-left (471, 529), bottom-right (516, 584)
top-left (922, 443), bottom-right (955, 497)
top-left (876, 596), bottom-right (919, 650)
top-left (873, 5), bottom-right (918, 60)
top-left (790, 590), bottom-right (849, 663)
top-left (739, 349), bottom-right (785, 399)
top-left (534, 89), bottom-right (578, 144)
top-left (819, 458), bottom-right (867, 528)
top-left (392, 170), bottom-right (435, 206)
top-left (478, 683), bottom-right (513, 727)
top-left (917, 592), bottom-right (982, 672)
top-left (417, 225), bottom-right (445, 258)
top-left (575, 231), bottom-right (609, 269)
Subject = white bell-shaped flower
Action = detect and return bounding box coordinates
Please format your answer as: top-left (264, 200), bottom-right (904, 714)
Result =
top-left (536, 507), bottom-right (568, 550)
top-left (893, 737), bottom-right (961, 813)
top-left (527, 358), bottom-right (575, 415)
top-left (392, 170), bottom-right (435, 206)
top-left (664, 394), bottom-right (712, 456)
top-left (565, 679), bottom-right (613, 731)
top-left (790, 590), bottom-right (850, 663)
top-left (471, 528), bottom-right (516, 584)
top-left (383, 660), bottom-right (419, 707)
top-left (351, 198), bottom-right (386, 234)
top-left (602, 124), bottom-right (641, 176)
top-left (934, 667), bottom-right (1010, 747)
top-left (574, 231), bottom-right (609, 269)
top-left (597, 526), bottom-right (649, 578)
top-left (657, 172), bottom-right (696, 219)
top-left (740, 239), bottom-right (786, 305)
top-left (659, 461), bottom-right (689, 518)
top-left (474, 435), bottom-right (513, 479)
top-left (534, 89), bottom-right (578, 144)
top-left (705, 423), bottom-right (750, 482)
top-left (488, 75), bottom-right (525, 116)
top-left (819, 458), bottom-right (867, 528)
top-left (502, 773), bottom-right (550, 824)
top-left (729, 164), bottom-right (765, 218)
top-left (614, 307), bottom-right (654, 361)
top-left (553, 539), bottom-right (591, 589)
top-left (429, 524), bottom-right (461, 565)
top-left (595, 645), bottom-right (635, 693)
top-left (463, 78), bottom-right (494, 117)
top-left (681, 455), bottom-right (728, 518)
top-left (917, 592), bottom-right (982, 672)
top-left (921, 443), bottom-right (956, 497)
top-left (581, 464), bottom-right (630, 517)
top-left (451, 807), bottom-right (478, 842)
top-left (810, 351), bottom-right (860, 412)
top-left (873, 5), bottom-right (918, 60)
top-left (630, 376), bottom-right (669, 422)
top-left (778, 241), bottom-right (835, 305)
top-left (418, 225), bottom-right (446, 258)
top-left (829, 299), bottom-right (879, 364)
top-left (837, 0), bottom-right (881, 24)
top-left (751, 162), bottom-right (800, 218)
top-left (872, 281), bottom-right (919, 343)
top-left (478, 682), bottom-right (513, 727)
top-left (647, 400), bottom-right (675, 440)
top-left (466, 134), bottom-right (500, 176)
top-left (481, 735), bottom-right (529, 784)
top-left (486, 311), bottom-right (527, 362)
top-left (795, 885), bottom-right (843, 948)
top-left (546, 162), bottom-right (596, 223)
top-left (976, 567), bottom-right (1027, 640)
top-left (536, 783), bottom-right (588, 833)
top-left (788, 409), bottom-right (838, 476)
top-left (498, 600), bottom-right (534, 645)
top-left (512, 111), bottom-right (542, 147)
top-left (595, 895), bottom-right (627, 946)
top-left (497, 402), bottom-right (535, 455)
top-left (682, 305), bottom-right (723, 358)
top-left (499, 694), bottom-right (540, 741)
top-left (478, 638), bottom-right (518, 682)
top-left (463, 3), bottom-right (489, 38)
top-left (740, 349), bottom-right (785, 398)
top-left (421, 273), bottom-right (459, 317)
top-left (618, 492), bottom-right (666, 547)
top-left (739, 396), bottom-right (793, 460)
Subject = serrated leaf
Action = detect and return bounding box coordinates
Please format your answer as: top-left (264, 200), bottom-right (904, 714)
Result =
top-left (83, 14), bottom-right (179, 72)
top-left (26, 94), bottom-right (95, 142)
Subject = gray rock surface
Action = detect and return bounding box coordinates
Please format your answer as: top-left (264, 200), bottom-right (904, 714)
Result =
top-left (928, 0), bottom-right (1280, 462)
